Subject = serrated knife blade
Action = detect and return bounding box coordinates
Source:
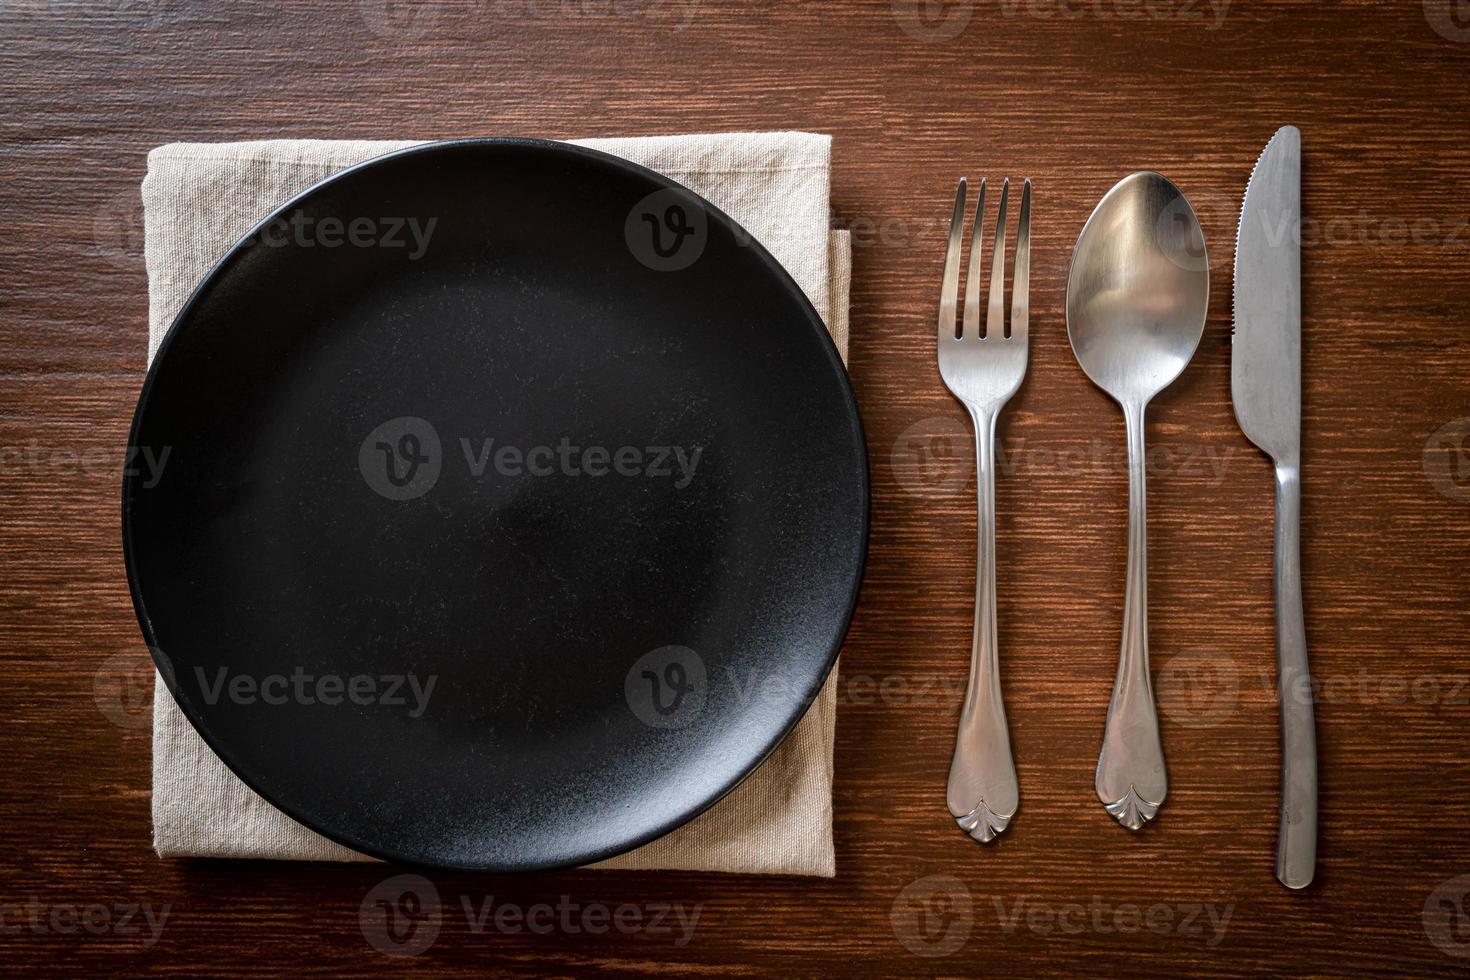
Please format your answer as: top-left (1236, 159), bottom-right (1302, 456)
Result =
top-left (1234, 125), bottom-right (1301, 461)
top-left (1232, 124), bottom-right (1317, 891)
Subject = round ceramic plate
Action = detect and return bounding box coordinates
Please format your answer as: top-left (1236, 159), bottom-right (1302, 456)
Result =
top-left (122, 138), bottom-right (868, 871)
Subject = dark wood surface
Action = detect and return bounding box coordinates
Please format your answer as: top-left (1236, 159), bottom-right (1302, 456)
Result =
top-left (5, 0), bottom-right (1470, 974)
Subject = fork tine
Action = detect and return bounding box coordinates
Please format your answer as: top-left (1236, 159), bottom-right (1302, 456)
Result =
top-left (1011, 179), bottom-right (1032, 342)
top-left (939, 178), bottom-right (966, 343)
top-left (962, 179), bottom-right (986, 339)
top-left (985, 178), bottom-right (1010, 340)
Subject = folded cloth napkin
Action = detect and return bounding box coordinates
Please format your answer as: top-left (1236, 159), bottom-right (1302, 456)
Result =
top-left (143, 132), bottom-right (851, 876)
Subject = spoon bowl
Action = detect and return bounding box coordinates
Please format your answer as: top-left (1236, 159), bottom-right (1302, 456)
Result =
top-left (1066, 171), bottom-right (1209, 407)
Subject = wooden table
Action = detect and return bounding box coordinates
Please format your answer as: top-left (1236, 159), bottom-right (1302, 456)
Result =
top-left (5, 0), bottom-right (1469, 973)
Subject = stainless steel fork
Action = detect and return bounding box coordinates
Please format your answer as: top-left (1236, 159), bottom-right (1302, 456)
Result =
top-left (938, 177), bottom-right (1031, 843)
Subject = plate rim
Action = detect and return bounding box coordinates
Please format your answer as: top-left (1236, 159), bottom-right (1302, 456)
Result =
top-left (121, 136), bottom-right (870, 872)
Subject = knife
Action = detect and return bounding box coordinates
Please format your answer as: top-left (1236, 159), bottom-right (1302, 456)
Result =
top-left (1232, 124), bottom-right (1317, 890)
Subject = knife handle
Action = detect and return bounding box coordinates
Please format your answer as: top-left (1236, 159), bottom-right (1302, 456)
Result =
top-left (1273, 462), bottom-right (1317, 889)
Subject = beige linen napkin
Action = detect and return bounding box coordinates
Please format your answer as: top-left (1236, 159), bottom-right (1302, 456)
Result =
top-left (144, 132), bottom-right (851, 876)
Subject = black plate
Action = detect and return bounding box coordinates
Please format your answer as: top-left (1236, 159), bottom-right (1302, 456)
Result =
top-left (122, 139), bottom-right (868, 871)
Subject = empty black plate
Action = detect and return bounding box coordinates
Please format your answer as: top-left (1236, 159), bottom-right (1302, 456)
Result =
top-left (122, 138), bottom-right (868, 871)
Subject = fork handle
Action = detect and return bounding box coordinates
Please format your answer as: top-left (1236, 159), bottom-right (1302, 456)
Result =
top-left (1096, 400), bottom-right (1167, 829)
top-left (1273, 462), bottom-right (1317, 889)
top-left (946, 408), bottom-right (1019, 843)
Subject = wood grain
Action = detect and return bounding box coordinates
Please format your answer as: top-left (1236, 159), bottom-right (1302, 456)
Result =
top-left (3, 0), bottom-right (1469, 973)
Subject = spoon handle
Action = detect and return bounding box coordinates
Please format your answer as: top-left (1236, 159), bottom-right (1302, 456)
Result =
top-left (1272, 462), bottom-right (1317, 888)
top-left (946, 408), bottom-right (1019, 842)
top-left (1096, 402), bottom-right (1167, 829)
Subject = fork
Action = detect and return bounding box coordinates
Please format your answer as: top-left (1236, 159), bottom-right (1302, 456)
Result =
top-left (938, 176), bottom-right (1031, 843)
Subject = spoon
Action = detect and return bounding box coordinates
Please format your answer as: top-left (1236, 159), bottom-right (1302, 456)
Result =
top-left (1065, 171), bottom-right (1209, 830)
